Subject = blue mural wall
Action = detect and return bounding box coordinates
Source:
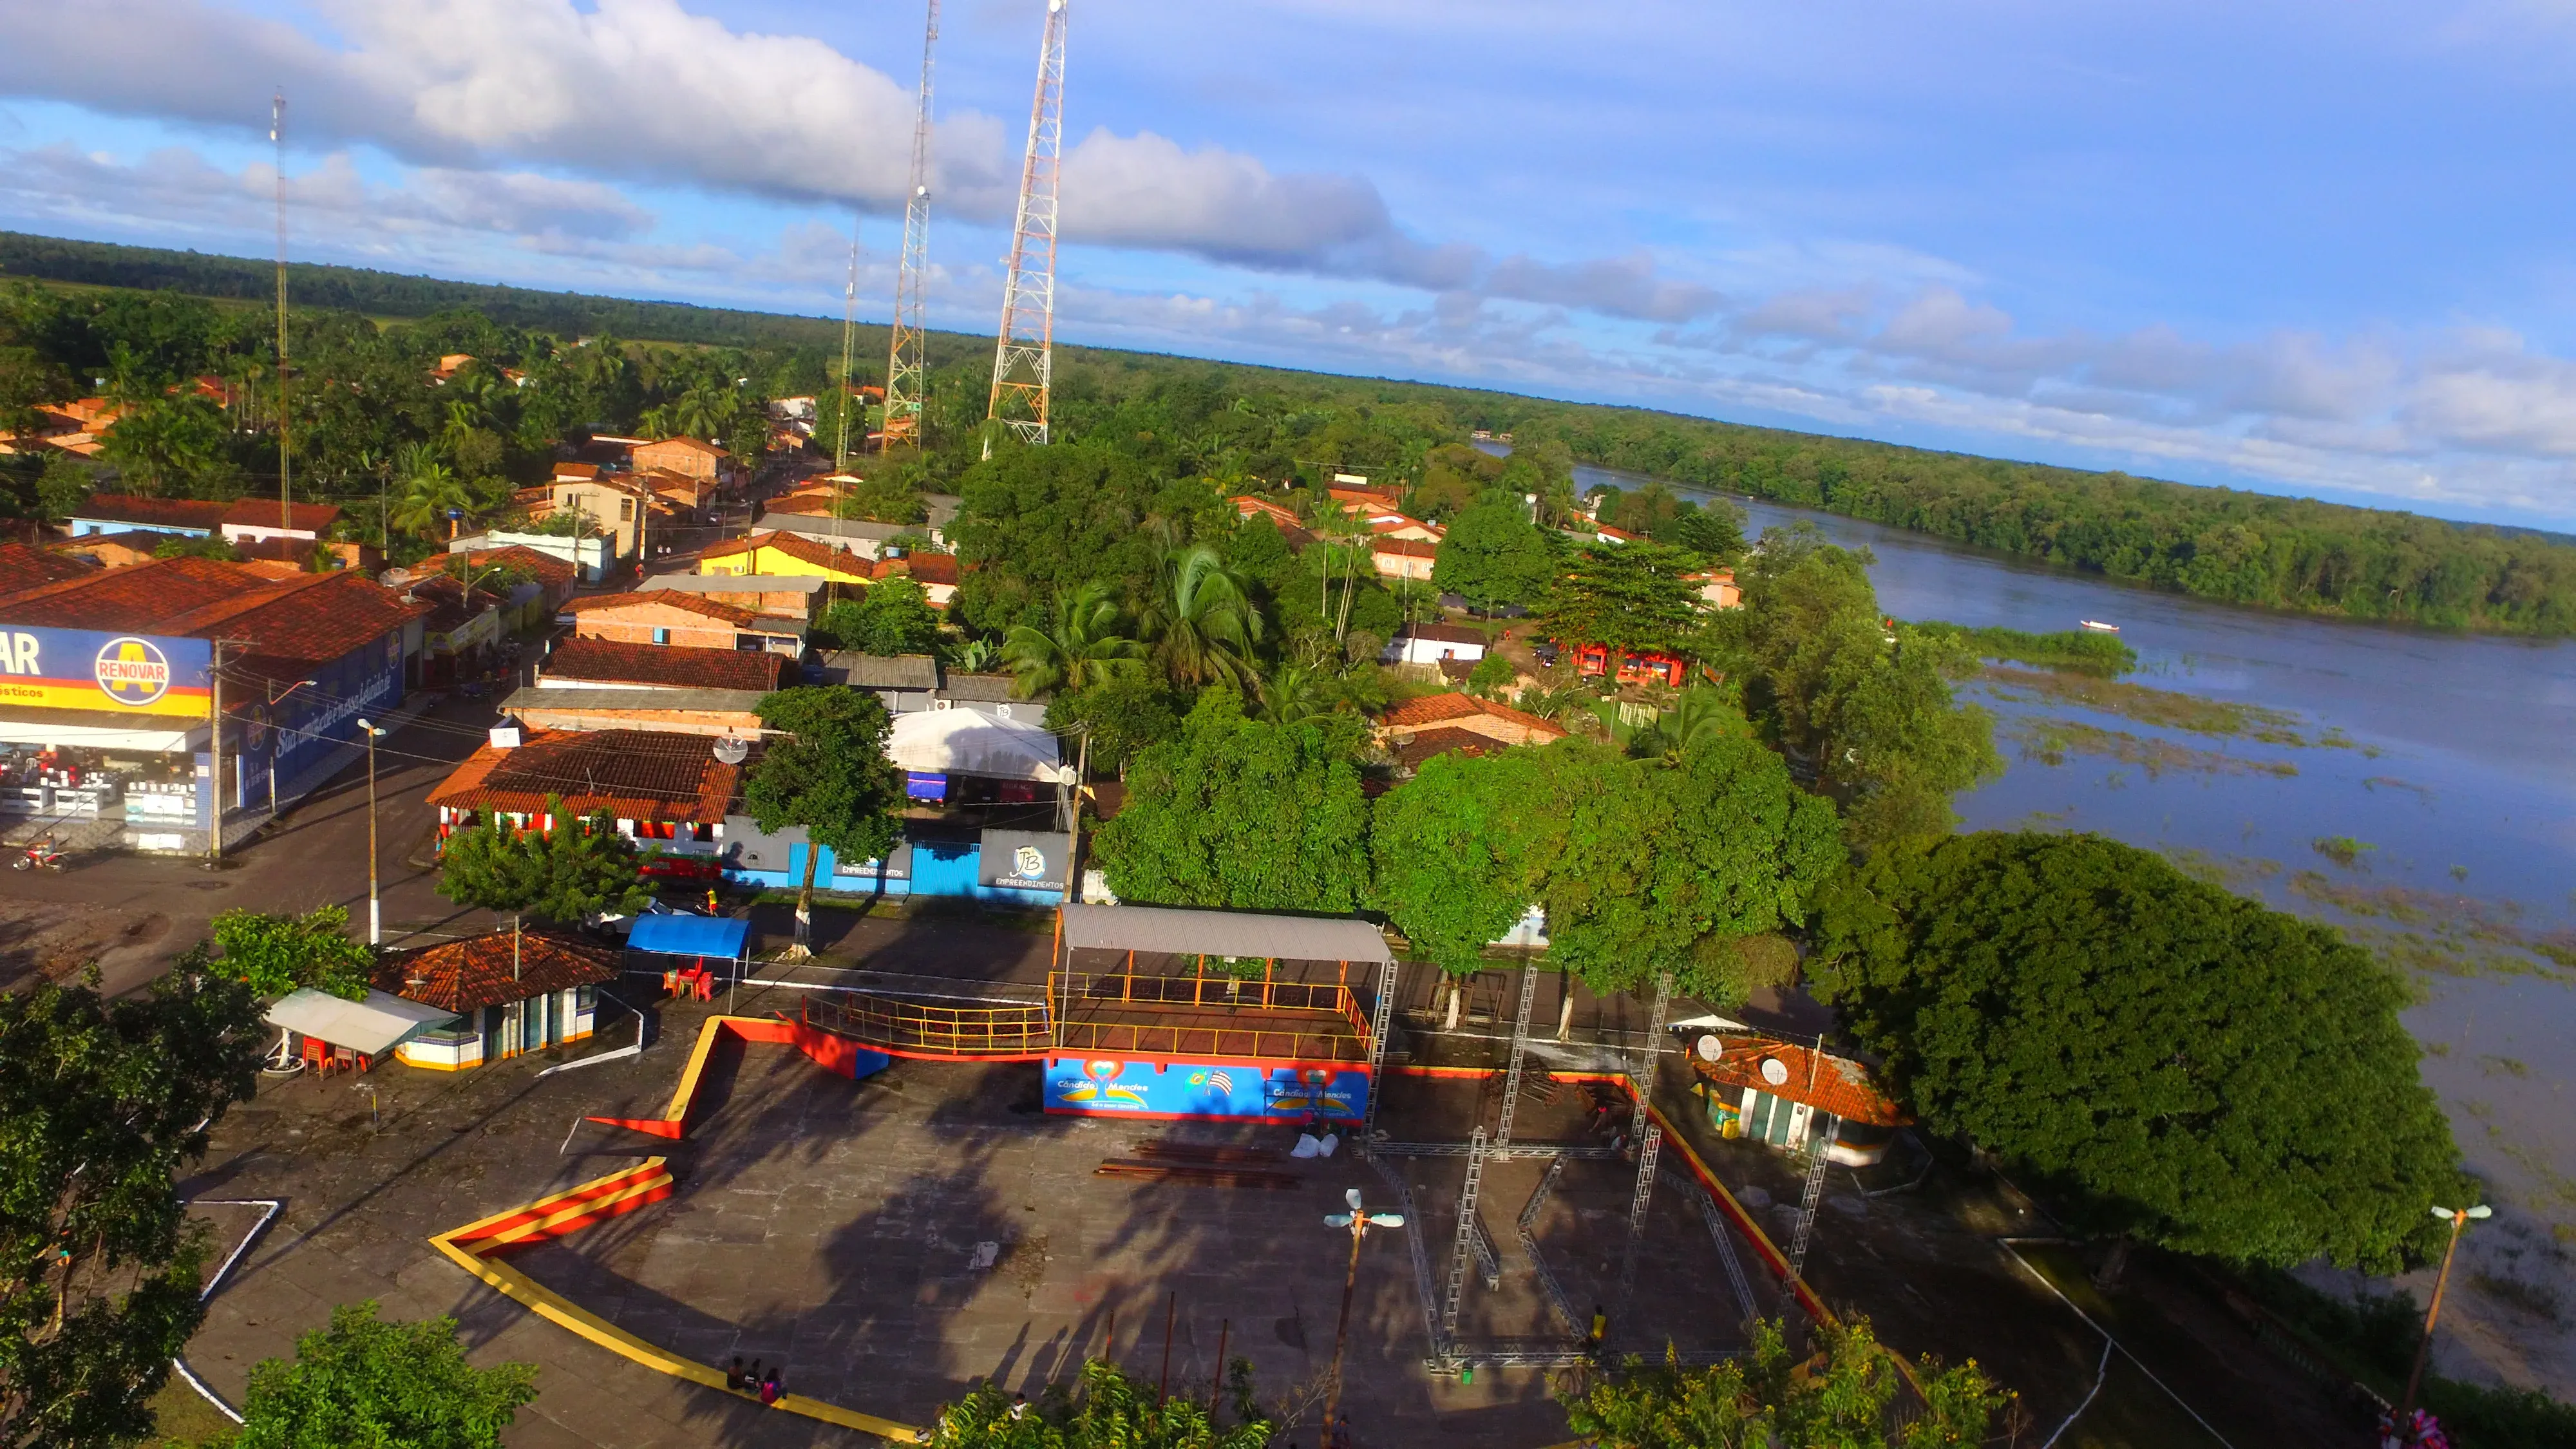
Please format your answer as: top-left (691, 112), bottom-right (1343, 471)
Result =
top-left (1042, 1057), bottom-right (1372, 1122)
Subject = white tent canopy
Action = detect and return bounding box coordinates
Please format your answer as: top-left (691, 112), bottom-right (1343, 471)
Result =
top-left (263, 988), bottom-right (458, 1056)
top-left (887, 708), bottom-right (1070, 783)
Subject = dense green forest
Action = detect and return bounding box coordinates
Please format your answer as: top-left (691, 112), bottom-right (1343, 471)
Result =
top-left (5, 227), bottom-right (2575, 632)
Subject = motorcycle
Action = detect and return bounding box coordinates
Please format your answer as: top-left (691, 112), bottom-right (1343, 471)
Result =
top-left (14, 842), bottom-right (66, 871)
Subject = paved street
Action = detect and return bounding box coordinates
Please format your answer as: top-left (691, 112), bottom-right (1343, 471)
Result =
top-left (0, 688), bottom-right (503, 996)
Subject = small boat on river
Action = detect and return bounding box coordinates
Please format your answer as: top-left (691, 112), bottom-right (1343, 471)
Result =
top-left (2079, 620), bottom-right (2120, 632)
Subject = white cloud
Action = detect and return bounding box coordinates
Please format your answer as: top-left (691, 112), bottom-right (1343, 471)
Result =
top-left (0, 0), bottom-right (1714, 323)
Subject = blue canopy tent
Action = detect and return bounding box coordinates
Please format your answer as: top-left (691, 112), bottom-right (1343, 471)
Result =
top-left (627, 913), bottom-right (751, 960)
top-left (624, 914), bottom-right (753, 1010)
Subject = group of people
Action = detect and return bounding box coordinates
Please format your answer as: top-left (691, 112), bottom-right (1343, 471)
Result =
top-left (724, 1356), bottom-right (782, 1405)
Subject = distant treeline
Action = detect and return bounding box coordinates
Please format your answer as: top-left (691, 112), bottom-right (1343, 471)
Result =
top-left (1475, 398), bottom-right (2576, 634)
top-left (9, 228), bottom-right (2576, 634)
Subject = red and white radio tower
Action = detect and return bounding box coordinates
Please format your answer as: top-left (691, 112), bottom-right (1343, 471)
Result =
top-left (985, 0), bottom-right (1066, 455)
top-left (881, 0), bottom-right (940, 453)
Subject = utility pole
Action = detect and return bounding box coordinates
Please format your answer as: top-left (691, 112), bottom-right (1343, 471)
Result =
top-left (835, 220), bottom-right (861, 476)
top-left (204, 642), bottom-right (228, 868)
top-left (985, 0), bottom-right (1066, 456)
top-left (2399, 1202), bottom-right (2492, 1441)
top-left (357, 718), bottom-right (387, 945)
top-left (884, 0), bottom-right (941, 454)
top-left (271, 91), bottom-right (292, 535)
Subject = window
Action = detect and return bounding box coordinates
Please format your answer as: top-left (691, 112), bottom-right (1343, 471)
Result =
top-left (619, 498), bottom-right (634, 520)
top-left (652, 627), bottom-right (670, 645)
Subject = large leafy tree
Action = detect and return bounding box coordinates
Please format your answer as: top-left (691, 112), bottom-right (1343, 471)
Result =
top-left (1046, 676), bottom-right (1186, 778)
top-left (1712, 526), bottom-right (2000, 851)
top-left (1004, 580), bottom-right (1148, 697)
top-left (1542, 727), bottom-right (1842, 998)
top-left (1815, 832), bottom-right (2462, 1271)
top-left (1093, 687), bottom-right (1372, 912)
top-left (99, 394), bottom-right (226, 497)
top-left (820, 576), bottom-right (944, 656)
top-left (1374, 728), bottom-right (1837, 999)
top-left (1562, 1318), bottom-right (2006, 1449)
top-left (1531, 540), bottom-right (1707, 658)
top-left (229, 1302), bottom-right (538, 1449)
top-left (1432, 496), bottom-right (1557, 609)
top-left (744, 687), bottom-right (905, 945)
top-left (211, 905), bottom-right (374, 1000)
top-left (924, 1356), bottom-right (1272, 1449)
top-left (0, 964), bottom-right (266, 1448)
top-left (951, 443), bottom-right (1217, 633)
top-left (437, 796), bottom-right (652, 926)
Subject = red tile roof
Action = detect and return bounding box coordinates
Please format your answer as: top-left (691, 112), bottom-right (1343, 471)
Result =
top-left (564, 591), bottom-right (766, 627)
top-left (0, 556), bottom-right (269, 626)
top-left (0, 544), bottom-right (98, 594)
top-left (1689, 1037), bottom-right (1908, 1127)
top-left (375, 929), bottom-right (618, 1015)
top-left (636, 435), bottom-right (728, 459)
top-left (1378, 692), bottom-right (1566, 738)
top-left (70, 495), bottom-right (227, 531)
top-left (1372, 538), bottom-right (1439, 560)
top-left (1390, 726), bottom-right (1506, 770)
top-left (220, 499), bottom-right (341, 534)
top-left (701, 530), bottom-right (868, 575)
top-left (166, 571), bottom-right (430, 667)
top-left (540, 637), bottom-right (791, 692)
top-left (426, 728), bottom-right (744, 824)
top-left (878, 551), bottom-right (958, 586)
top-left (452, 545), bottom-right (578, 592)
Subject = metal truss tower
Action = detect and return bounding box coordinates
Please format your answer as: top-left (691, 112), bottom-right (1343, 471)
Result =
top-left (270, 90), bottom-right (292, 534)
top-left (834, 223), bottom-right (860, 475)
top-left (882, 0), bottom-right (940, 453)
top-left (985, 0), bottom-right (1066, 454)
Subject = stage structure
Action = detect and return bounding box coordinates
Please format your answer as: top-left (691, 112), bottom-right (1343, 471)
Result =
top-left (795, 903), bottom-right (1398, 1124)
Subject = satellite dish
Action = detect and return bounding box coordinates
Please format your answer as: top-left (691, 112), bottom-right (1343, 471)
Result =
top-left (1695, 1034), bottom-right (1723, 1063)
top-left (712, 737), bottom-right (749, 764)
top-left (1759, 1056), bottom-right (1790, 1086)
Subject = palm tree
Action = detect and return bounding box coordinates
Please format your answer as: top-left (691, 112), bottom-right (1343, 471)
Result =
top-left (1003, 581), bottom-right (1148, 697)
top-left (1135, 545), bottom-right (1265, 688)
top-left (392, 458), bottom-right (475, 541)
top-left (1255, 661), bottom-right (1326, 726)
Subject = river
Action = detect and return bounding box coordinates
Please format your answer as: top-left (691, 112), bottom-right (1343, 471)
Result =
top-left (1564, 459), bottom-right (2576, 1391)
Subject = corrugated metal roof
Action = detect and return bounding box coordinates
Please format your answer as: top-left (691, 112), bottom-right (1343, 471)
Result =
top-left (1057, 904), bottom-right (1394, 965)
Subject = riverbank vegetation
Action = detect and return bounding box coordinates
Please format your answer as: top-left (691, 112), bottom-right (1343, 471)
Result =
top-left (2005, 717), bottom-right (2299, 779)
top-left (1906, 621), bottom-right (2137, 675)
top-left (8, 228), bottom-right (2576, 634)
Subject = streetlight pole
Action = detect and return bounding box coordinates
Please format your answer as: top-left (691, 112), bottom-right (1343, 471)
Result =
top-left (1321, 1188), bottom-right (1404, 1434)
top-left (356, 717), bottom-right (387, 945)
top-left (2399, 1202), bottom-right (2491, 1441)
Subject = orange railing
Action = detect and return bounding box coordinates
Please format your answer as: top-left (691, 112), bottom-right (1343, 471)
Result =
top-left (799, 992), bottom-right (1052, 1060)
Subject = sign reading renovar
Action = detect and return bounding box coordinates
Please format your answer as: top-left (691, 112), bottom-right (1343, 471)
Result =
top-left (1043, 1057), bottom-right (1372, 1122)
top-left (0, 628), bottom-right (214, 717)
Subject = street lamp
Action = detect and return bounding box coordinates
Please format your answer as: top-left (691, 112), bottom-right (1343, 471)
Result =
top-left (355, 717), bottom-right (388, 945)
top-left (1321, 1187), bottom-right (1404, 1432)
top-left (2399, 1202), bottom-right (2493, 1441)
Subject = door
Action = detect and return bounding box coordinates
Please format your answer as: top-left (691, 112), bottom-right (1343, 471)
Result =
top-left (911, 838), bottom-right (980, 898)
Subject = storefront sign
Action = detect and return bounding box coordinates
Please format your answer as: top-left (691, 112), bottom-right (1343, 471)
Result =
top-left (0, 628), bottom-right (212, 717)
top-left (978, 829), bottom-right (1065, 893)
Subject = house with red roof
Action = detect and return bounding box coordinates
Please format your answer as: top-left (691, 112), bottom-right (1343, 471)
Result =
top-left (1687, 1034), bottom-right (1909, 1166)
top-left (562, 591), bottom-right (804, 656)
top-left (375, 929), bottom-right (621, 1070)
top-left (1372, 693), bottom-right (1566, 772)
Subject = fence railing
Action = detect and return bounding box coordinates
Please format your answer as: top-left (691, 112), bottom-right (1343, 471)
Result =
top-left (799, 992), bottom-right (1053, 1059)
top-left (1048, 971), bottom-right (1372, 1064)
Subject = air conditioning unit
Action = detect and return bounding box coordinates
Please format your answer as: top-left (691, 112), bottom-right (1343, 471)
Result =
top-left (932, 698), bottom-right (954, 710)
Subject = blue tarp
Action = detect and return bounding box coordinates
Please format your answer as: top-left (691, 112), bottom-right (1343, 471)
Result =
top-left (626, 914), bottom-right (751, 960)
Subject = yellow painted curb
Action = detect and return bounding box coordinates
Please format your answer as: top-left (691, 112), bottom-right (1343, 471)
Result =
top-left (431, 1110), bottom-right (926, 1439)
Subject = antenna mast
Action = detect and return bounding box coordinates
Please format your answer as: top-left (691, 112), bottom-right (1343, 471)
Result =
top-left (270, 90), bottom-right (292, 533)
top-left (834, 221), bottom-right (860, 477)
top-left (882, 0), bottom-right (940, 454)
top-left (985, 0), bottom-right (1066, 456)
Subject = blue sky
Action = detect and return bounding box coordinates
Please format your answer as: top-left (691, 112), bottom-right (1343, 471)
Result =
top-left (6, 1), bottom-right (2576, 527)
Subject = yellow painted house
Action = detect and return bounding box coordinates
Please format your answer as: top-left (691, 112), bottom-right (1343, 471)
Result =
top-left (697, 530), bottom-right (873, 587)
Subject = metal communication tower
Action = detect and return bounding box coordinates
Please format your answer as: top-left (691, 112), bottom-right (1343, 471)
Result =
top-left (985, 0), bottom-right (1066, 454)
top-left (882, 0), bottom-right (939, 453)
top-left (834, 223), bottom-right (860, 475)
top-left (270, 91), bottom-right (292, 533)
